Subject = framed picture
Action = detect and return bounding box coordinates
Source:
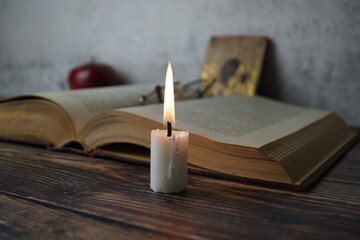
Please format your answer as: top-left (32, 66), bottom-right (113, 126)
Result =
top-left (200, 36), bottom-right (267, 96)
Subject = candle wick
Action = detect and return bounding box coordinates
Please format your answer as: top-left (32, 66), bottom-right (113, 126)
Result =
top-left (167, 121), bottom-right (172, 137)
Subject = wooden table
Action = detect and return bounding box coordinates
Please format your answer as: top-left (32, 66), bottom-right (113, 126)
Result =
top-left (0, 140), bottom-right (359, 240)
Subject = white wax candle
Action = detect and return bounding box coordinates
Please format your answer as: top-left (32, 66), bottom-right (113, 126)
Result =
top-left (150, 61), bottom-right (189, 193)
top-left (150, 129), bottom-right (189, 193)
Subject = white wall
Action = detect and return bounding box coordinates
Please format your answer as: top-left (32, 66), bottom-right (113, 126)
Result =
top-left (0, 0), bottom-right (359, 125)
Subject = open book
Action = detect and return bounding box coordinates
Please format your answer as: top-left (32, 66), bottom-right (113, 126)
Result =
top-left (0, 84), bottom-right (356, 189)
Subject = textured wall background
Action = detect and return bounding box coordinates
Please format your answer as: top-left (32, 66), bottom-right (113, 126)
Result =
top-left (0, 0), bottom-right (359, 125)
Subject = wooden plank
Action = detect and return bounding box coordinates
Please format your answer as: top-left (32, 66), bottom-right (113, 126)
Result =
top-left (0, 194), bottom-right (172, 240)
top-left (1, 141), bottom-right (359, 202)
top-left (0, 142), bottom-right (359, 239)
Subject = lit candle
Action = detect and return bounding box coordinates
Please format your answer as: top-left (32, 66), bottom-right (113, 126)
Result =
top-left (150, 62), bottom-right (189, 193)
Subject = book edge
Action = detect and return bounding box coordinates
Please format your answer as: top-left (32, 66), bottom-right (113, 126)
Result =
top-left (1, 129), bottom-right (358, 192)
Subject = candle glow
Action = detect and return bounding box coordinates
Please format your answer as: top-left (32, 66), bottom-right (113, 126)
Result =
top-left (163, 62), bottom-right (175, 127)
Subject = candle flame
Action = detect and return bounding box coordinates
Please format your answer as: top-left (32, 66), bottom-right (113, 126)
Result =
top-left (163, 62), bottom-right (175, 127)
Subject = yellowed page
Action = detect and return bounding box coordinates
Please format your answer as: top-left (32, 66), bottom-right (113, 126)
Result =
top-left (120, 95), bottom-right (330, 148)
top-left (36, 84), bottom-right (156, 133)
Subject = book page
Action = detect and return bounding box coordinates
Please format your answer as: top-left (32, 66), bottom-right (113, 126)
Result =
top-left (37, 83), bottom-right (156, 132)
top-left (120, 95), bottom-right (330, 148)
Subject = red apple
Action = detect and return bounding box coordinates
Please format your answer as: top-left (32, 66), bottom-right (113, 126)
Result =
top-left (68, 61), bottom-right (125, 89)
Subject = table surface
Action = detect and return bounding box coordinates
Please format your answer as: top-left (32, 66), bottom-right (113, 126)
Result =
top-left (0, 140), bottom-right (359, 240)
